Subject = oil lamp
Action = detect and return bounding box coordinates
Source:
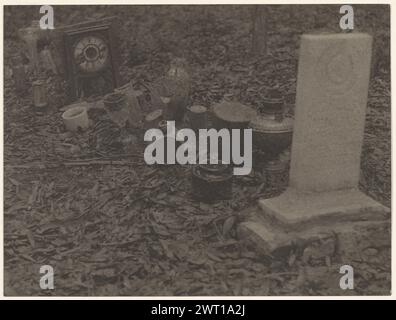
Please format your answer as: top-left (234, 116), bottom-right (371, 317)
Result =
top-left (250, 89), bottom-right (293, 189)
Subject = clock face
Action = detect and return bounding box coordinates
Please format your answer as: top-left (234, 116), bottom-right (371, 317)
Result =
top-left (73, 35), bottom-right (109, 72)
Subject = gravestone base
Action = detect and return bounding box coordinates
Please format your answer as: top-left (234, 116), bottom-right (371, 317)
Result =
top-left (258, 188), bottom-right (390, 229)
top-left (238, 191), bottom-right (390, 258)
top-left (238, 214), bottom-right (391, 295)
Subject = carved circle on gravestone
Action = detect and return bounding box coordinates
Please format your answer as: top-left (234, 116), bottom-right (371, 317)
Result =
top-left (316, 44), bottom-right (357, 96)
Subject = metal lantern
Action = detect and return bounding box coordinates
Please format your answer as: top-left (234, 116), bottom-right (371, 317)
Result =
top-left (192, 162), bottom-right (233, 202)
top-left (250, 89), bottom-right (293, 190)
top-left (250, 91), bottom-right (293, 163)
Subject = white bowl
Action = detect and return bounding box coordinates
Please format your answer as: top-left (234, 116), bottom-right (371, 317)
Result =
top-left (62, 106), bottom-right (89, 132)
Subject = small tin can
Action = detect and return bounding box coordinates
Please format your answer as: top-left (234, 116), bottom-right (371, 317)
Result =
top-left (32, 79), bottom-right (48, 111)
top-left (187, 105), bottom-right (207, 132)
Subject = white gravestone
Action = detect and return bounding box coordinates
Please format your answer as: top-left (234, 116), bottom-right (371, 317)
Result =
top-left (259, 33), bottom-right (390, 225)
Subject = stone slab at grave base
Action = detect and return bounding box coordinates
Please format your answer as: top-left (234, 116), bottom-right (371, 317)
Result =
top-left (258, 188), bottom-right (390, 229)
top-left (237, 191), bottom-right (390, 258)
top-left (238, 209), bottom-right (391, 295)
top-left (238, 218), bottom-right (391, 295)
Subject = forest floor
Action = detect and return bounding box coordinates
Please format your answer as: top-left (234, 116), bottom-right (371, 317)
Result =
top-left (3, 5), bottom-right (391, 296)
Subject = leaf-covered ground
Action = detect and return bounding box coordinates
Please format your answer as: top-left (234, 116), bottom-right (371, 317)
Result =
top-left (3, 5), bottom-right (391, 296)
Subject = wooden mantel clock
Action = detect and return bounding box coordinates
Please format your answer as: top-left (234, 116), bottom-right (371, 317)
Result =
top-left (62, 17), bottom-right (121, 102)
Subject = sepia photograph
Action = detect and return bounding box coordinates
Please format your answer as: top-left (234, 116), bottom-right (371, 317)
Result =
top-left (2, 3), bottom-right (391, 297)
